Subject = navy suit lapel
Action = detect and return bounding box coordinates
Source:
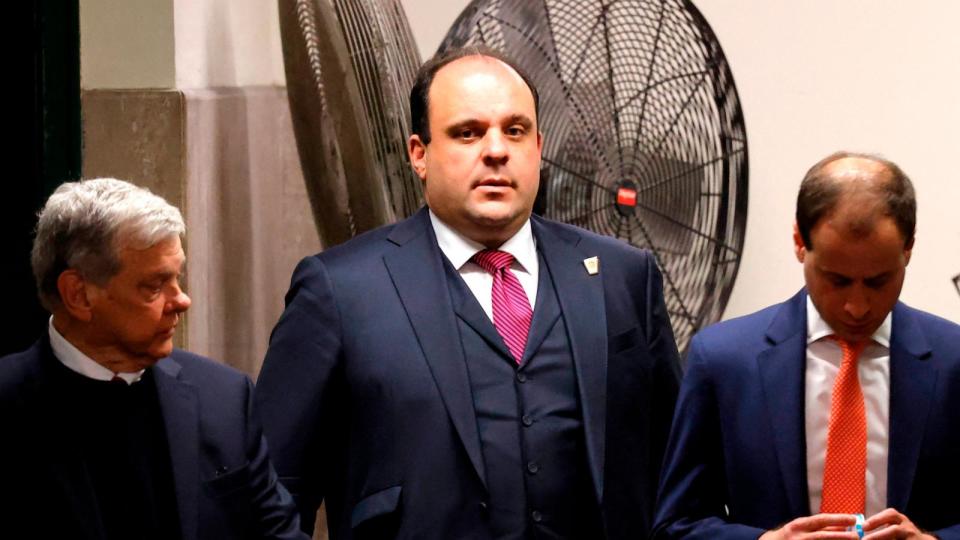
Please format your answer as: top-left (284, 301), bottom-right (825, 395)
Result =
top-left (446, 260), bottom-right (514, 362)
top-left (153, 356), bottom-right (200, 540)
top-left (886, 303), bottom-right (935, 510)
top-left (532, 218), bottom-right (607, 503)
top-left (383, 209), bottom-right (487, 489)
top-left (757, 290), bottom-right (810, 516)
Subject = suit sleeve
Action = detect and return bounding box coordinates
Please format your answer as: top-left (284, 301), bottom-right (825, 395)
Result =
top-left (242, 376), bottom-right (311, 539)
top-left (652, 336), bottom-right (764, 540)
top-left (255, 255), bottom-right (343, 534)
top-left (643, 254), bottom-right (683, 491)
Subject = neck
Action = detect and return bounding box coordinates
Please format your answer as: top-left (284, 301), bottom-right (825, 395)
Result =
top-left (52, 313), bottom-right (150, 373)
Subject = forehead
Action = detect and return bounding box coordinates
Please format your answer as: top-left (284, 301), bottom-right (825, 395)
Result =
top-left (809, 215), bottom-right (906, 273)
top-left (428, 55), bottom-right (535, 119)
top-left (116, 235), bottom-right (184, 273)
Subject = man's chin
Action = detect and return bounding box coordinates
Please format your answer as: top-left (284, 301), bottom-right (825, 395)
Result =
top-left (835, 323), bottom-right (880, 343)
top-left (145, 339), bottom-right (175, 363)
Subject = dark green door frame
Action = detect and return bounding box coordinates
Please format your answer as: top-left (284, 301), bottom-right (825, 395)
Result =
top-left (3, 0), bottom-right (80, 355)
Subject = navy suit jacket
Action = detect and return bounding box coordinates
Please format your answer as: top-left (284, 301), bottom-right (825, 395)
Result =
top-left (255, 208), bottom-right (682, 539)
top-left (0, 337), bottom-right (306, 540)
top-left (653, 290), bottom-right (960, 539)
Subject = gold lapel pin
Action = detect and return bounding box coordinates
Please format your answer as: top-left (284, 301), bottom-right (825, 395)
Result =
top-left (583, 256), bottom-right (599, 275)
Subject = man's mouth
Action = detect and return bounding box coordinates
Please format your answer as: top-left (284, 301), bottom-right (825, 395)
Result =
top-left (475, 177), bottom-right (513, 189)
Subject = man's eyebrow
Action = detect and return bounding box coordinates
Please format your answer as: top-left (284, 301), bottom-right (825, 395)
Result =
top-left (864, 270), bottom-right (893, 282)
top-left (503, 114), bottom-right (533, 128)
top-left (445, 119), bottom-right (483, 133)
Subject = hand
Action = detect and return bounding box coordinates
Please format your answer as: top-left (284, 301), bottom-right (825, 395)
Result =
top-left (759, 514), bottom-right (860, 540)
top-left (863, 509), bottom-right (936, 539)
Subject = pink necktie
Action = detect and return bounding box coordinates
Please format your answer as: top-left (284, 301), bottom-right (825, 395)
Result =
top-left (472, 250), bottom-right (533, 364)
top-left (820, 336), bottom-right (868, 514)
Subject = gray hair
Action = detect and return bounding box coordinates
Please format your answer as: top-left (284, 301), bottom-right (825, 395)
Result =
top-left (31, 177), bottom-right (185, 311)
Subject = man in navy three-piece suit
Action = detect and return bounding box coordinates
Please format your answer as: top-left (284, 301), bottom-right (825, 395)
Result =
top-left (654, 152), bottom-right (960, 540)
top-left (256, 46), bottom-right (683, 539)
top-left (0, 178), bottom-right (305, 539)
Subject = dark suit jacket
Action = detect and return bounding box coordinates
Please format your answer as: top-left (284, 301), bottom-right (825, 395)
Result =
top-left (0, 337), bottom-right (307, 540)
top-left (653, 290), bottom-right (960, 540)
top-left (255, 208), bottom-right (682, 539)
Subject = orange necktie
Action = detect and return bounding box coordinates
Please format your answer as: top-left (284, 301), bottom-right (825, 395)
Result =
top-left (820, 336), bottom-right (868, 514)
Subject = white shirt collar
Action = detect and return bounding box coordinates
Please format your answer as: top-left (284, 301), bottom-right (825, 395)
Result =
top-left (429, 210), bottom-right (537, 273)
top-left (48, 317), bottom-right (144, 385)
top-left (805, 295), bottom-right (892, 348)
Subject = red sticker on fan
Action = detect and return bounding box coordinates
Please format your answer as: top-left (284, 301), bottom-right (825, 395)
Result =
top-left (617, 187), bottom-right (637, 207)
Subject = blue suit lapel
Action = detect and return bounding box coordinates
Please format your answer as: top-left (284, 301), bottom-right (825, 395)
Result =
top-left (886, 303), bottom-right (935, 510)
top-left (532, 218), bottom-right (607, 504)
top-left (757, 290), bottom-right (810, 516)
top-left (153, 357), bottom-right (200, 540)
top-left (383, 209), bottom-right (487, 490)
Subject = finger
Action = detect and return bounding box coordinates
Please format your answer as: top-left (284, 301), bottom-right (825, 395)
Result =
top-left (805, 531), bottom-right (860, 540)
top-left (801, 513), bottom-right (859, 531)
top-left (863, 509), bottom-right (904, 531)
top-left (863, 524), bottom-right (906, 540)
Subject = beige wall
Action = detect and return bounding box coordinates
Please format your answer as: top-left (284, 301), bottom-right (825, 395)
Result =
top-left (80, 0), bottom-right (285, 89)
top-left (172, 0), bottom-right (285, 88)
top-left (402, 0), bottom-right (960, 323)
top-left (80, 0), bottom-right (175, 89)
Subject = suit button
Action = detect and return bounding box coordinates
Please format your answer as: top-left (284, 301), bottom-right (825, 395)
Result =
top-left (526, 461), bottom-right (540, 474)
top-left (522, 414), bottom-right (534, 426)
top-left (516, 372), bottom-right (527, 383)
top-left (531, 510), bottom-right (543, 523)
top-left (479, 501), bottom-right (489, 513)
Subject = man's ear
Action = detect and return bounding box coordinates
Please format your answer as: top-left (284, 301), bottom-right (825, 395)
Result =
top-left (57, 269), bottom-right (95, 322)
top-left (408, 134), bottom-right (428, 181)
top-left (903, 234), bottom-right (914, 266)
top-left (792, 222), bottom-right (807, 263)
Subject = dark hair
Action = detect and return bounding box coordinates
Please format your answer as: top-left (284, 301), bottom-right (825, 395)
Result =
top-left (796, 151), bottom-right (916, 249)
top-left (409, 45), bottom-right (540, 145)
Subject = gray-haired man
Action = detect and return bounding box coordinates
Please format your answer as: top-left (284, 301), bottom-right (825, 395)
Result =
top-left (0, 178), bottom-right (306, 539)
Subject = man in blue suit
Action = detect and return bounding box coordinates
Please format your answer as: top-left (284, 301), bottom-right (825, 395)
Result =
top-left (255, 46), bottom-right (682, 539)
top-left (654, 152), bottom-right (960, 539)
top-left (0, 178), bottom-right (305, 539)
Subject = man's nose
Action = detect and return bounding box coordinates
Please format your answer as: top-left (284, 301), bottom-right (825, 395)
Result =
top-left (844, 285), bottom-right (870, 321)
top-left (481, 131), bottom-right (508, 164)
top-left (168, 288), bottom-right (192, 313)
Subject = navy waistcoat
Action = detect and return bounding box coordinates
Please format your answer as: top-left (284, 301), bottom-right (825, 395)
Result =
top-left (445, 251), bottom-right (602, 539)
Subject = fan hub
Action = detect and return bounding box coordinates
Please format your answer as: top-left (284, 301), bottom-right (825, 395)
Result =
top-left (615, 182), bottom-right (638, 217)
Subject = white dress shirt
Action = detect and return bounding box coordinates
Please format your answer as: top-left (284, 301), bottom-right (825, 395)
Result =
top-left (49, 317), bottom-right (144, 385)
top-left (805, 297), bottom-right (891, 517)
top-left (429, 210), bottom-right (538, 321)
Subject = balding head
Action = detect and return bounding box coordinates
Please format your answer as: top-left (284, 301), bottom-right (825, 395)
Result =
top-left (796, 151), bottom-right (916, 250)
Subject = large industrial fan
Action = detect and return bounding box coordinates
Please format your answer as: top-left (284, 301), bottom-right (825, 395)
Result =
top-left (278, 0), bottom-right (422, 246)
top-left (279, 0), bottom-right (747, 353)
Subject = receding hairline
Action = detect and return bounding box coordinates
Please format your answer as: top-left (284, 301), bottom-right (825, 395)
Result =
top-left (427, 53), bottom-right (537, 111)
top-left (796, 150), bottom-right (916, 248)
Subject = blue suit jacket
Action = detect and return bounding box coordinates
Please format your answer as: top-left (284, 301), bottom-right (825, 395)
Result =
top-left (0, 338), bottom-right (307, 540)
top-left (255, 208), bottom-right (682, 539)
top-left (653, 290), bottom-right (960, 539)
